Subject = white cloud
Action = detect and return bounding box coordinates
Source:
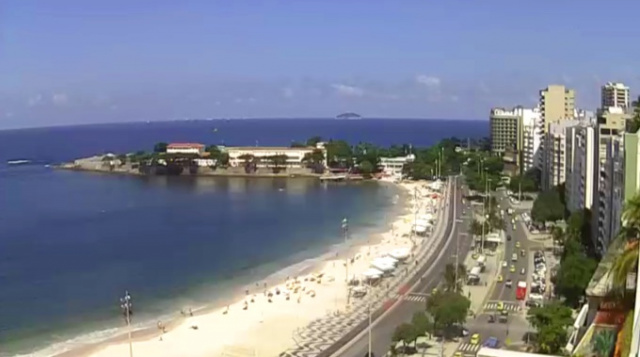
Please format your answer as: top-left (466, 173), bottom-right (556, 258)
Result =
top-left (331, 84), bottom-right (364, 97)
top-left (52, 93), bottom-right (69, 106)
top-left (282, 87), bottom-right (295, 99)
top-left (27, 94), bottom-right (43, 107)
top-left (416, 75), bottom-right (441, 89)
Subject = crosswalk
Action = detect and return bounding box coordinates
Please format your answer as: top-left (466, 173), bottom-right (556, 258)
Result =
top-left (403, 294), bottom-right (428, 303)
top-left (457, 343), bottom-right (480, 354)
top-left (484, 302), bottom-right (520, 312)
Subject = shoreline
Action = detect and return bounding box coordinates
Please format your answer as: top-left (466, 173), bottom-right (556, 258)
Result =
top-left (16, 181), bottom-right (412, 357)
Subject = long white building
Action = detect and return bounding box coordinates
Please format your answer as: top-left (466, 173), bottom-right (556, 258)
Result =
top-left (224, 145), bottom-right (326, 168)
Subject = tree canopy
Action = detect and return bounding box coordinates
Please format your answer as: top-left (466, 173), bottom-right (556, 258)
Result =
top-left (153, 142), bottom-right (168, 153)
top-left (426, 290), bottom-right (470, 335)
top-left (527, 303), bottom-right (573, 354)
top-left (531, 189), bottom-right (565, 223)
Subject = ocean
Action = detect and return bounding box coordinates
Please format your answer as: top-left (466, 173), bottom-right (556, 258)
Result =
top-left (0, 119), bottom-right (488, 356)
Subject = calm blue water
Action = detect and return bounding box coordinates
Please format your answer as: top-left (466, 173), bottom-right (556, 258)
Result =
top-left (0, 119), bottom-right (487, 356)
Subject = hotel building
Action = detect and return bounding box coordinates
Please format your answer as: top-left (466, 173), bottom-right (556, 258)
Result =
top-left (379, 155), bottom-right (415, 177)
top-left (489, 106), bottom-right (542, 174)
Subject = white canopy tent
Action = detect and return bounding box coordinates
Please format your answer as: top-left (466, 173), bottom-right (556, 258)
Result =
top-left (388, 247), bottom-right (411, 261)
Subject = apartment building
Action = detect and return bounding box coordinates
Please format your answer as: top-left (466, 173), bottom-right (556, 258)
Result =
top-left (601, 82), bottom-right (630, 110)
top-left (565, 124), bottom-right (596, 213)
top-left (542, 120), bottom-right (580, 190)
top-left (539, 84), bottom-right (576, 133)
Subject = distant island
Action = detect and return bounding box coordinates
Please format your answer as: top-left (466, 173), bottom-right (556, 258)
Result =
top-left (336, 112), bottom-right (362, 120)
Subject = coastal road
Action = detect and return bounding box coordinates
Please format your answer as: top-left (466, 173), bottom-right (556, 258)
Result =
top-left (333, 177), bottom-right (475, 357)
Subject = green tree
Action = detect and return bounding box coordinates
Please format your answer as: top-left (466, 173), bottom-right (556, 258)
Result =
top-left (403, 162), bottom-right (432, 180)
top-left (554, 252), bottom-right (597, 307)
top-left (392, 322), bottom-right (419, 347)
top-left (443, 263), bottom-right (466, 293)
top-left (508, 175), bottom-right (537, 193)
top-left (116, 154), bottom-right (127, 166)
top-left (426, 291), bottom-right (470, 336)
top-left (218, 152), bottom-right (230, 167)
top-left (205, 145), bottom-right (221, 160)
top-left (270, 154), bottom-right (288, 173)
top-left (527, 302), bottom-right (573, 354)
top-left (358, 160), bottom-right (375, 178)
top-left (531, 189), bottom-right (565, 223)
top-left (411, 311), bottom-right (433, 338)
top-left (325, 140), bottom-right (353, 168)
top-left (306, 136), bottom-right (323, 147)
top-left (154, 142), bottom-right (168, 153)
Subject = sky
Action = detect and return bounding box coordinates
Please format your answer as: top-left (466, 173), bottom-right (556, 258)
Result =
top-left (1, 0), bottom-right (640, 129)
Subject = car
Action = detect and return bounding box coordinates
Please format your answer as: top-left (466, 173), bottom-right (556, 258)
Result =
top-left (470, 333), bottom-right (480, 345)
top-left (520, 268), bottom-right (526, 275)
top-left (515, 241), bottom-right (521, 248)
top-left (497, 301), bottom-right (504, 311)
top-left (497, 275), bottom-right (503, 282)
top-left (510, 265), bottom-right (516, 273)
top-left (472, 253), bottom-right (479, 259)
top-left (483, 337), bottom-right (500, 348)
top-left (432, 288), bottom-right (438, 295)
top-left (488, 315), bottom-right (495, 323)
top-left (505, 279), bottom-right (513, 287)
top-left (502, 261), bottom-right (508, 268)
top-left (506, 235), bottom-right (512, 241)
top-left (454, 353), bottom-right (463, 357)
top-left (520, 249), bottom-right (525, 257)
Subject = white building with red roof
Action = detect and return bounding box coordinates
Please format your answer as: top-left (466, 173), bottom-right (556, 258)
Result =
top-left (166, 143), bottom-right (205, 155)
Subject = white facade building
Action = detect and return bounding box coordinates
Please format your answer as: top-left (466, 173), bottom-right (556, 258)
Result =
top-left (542, 120), bottom-right (579, 190)
top-left (225, 146), bottom-right (326, 168)
top-left (166, 143), bottom-right (205, 155)
top-left (601, 82), bottom-right (630, 110)
top-left (565, 124), bottom-right (596, 212)
top-left (521, 107), bottom-right (542, 171)
top-left (379, 154), bottom-right (415, 177)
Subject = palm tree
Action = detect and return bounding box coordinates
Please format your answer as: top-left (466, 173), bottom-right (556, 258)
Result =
top-left (592, 329), bottom-right (616, 357)
top-left (443, 263), bottom-right (466, 292)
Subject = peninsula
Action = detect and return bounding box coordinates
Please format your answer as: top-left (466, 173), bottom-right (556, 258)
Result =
top-left (335, 112), bottom-right (362, 119)
top-left (57, 136), bottom-right (472, 181)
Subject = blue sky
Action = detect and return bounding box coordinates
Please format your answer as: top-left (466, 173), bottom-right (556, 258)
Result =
top-left (1, 0), bottom-right (639, 129)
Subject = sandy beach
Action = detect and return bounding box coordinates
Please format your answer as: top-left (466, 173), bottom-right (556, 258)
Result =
top-left (64, 180), bottom-right (448, 357)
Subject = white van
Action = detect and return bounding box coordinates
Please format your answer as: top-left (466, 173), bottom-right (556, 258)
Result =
top-left (511, 253), bottom-right (518, 262)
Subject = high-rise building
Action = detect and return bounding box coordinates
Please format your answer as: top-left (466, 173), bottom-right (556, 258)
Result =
top-left (539, 84), bottom-right (576, 133)
top-left (542, 119), bottom-right (580, 190)
top-left (624, 129), bottom-right (640, 202)
top-left (591, 134), bottom-right (624, 255)
top-left (601, 82), bottom-right (630, 110)
top-left (565, 124), bottom-right (596, 213)
top-left (522, 107), bottom-right (542, 172)
top-left (490, 107), bottom-right (523, 157)
top-left (596, 107), bottom-right (628, 162)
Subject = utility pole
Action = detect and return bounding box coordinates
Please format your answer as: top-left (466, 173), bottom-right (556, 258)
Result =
top-left (342, 218), bottom-right (350, 306)
top-left (120, 290), bottom-right (133, 357)
top-left (367, 281), bottom-right (372, 357)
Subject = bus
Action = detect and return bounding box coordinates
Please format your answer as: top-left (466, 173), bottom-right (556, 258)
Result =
top-left (516, 281), bottom-right (527, 300)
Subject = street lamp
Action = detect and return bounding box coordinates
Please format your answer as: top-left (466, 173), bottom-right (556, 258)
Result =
top-left (120, 290), bottom-right (133, 357)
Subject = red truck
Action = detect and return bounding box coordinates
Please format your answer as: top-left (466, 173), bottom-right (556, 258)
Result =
top-left (516, 281), bottom-right (527, 300)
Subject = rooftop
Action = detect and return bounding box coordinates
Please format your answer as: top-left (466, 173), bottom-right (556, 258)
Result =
top-left (226, 146), bottom-right (317, 151)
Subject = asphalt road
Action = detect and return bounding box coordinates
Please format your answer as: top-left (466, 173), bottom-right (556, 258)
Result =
top-left (335, 178), bottom-right (474, 357)
top-left (457, 190), bottom-right (539, 352)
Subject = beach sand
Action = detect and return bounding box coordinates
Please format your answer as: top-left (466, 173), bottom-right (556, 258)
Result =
top-left (77, 180), bottom-right (446, 357)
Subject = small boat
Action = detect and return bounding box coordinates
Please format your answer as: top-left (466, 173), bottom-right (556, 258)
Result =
top-left (7, 160), bottom-right (31, 165)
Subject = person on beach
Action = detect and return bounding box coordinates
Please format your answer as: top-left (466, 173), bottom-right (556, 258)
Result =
top-left (188, 308), bottom-right (193, 316)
